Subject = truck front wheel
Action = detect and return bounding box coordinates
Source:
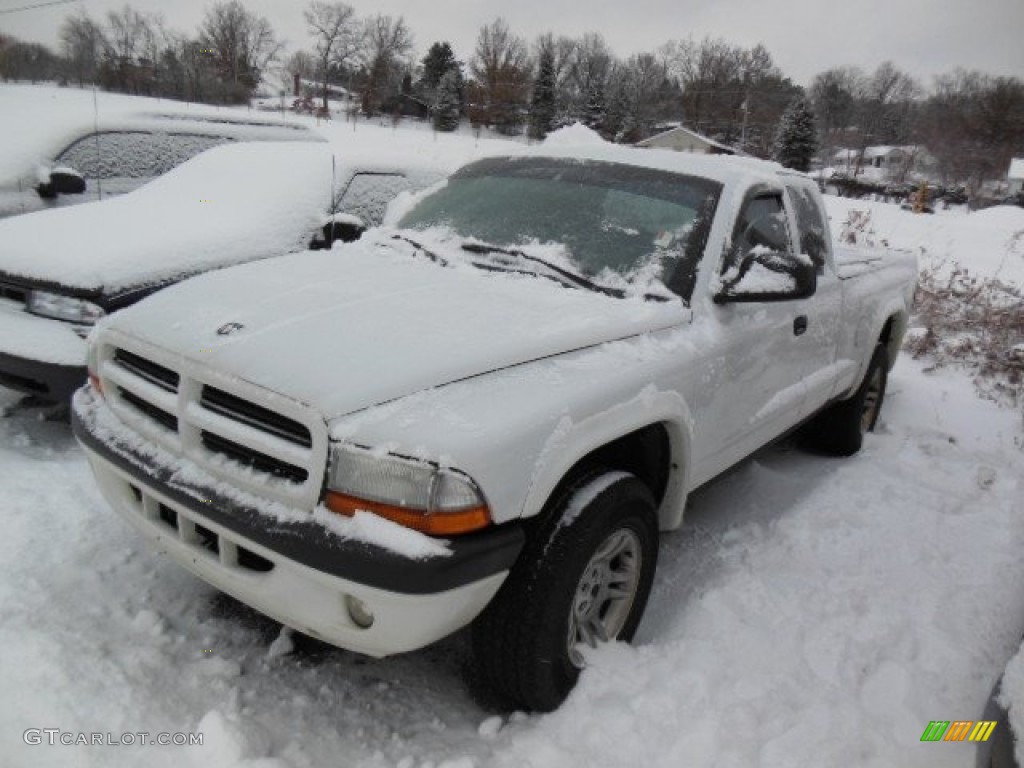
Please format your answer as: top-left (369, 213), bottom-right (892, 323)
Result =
top-left (471, 471), bottom-right (658, 712)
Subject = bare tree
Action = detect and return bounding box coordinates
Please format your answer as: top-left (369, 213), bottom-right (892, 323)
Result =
top-left (100, 6), bottom-right (159, 93)
top-left (200, 0), bottom-right (281, 101)
top-left (566, 33), bottom-right (613, 129)
top-left (470, 18), bottom-right (529, 134)
top-left (921, 69), bottom-right (1024, 196)
top-left (809, 66), bottom-right (866, 164)
top-left (304, 1), bottom-right (361, 110)
top-left (0, 33), bottom-right (62, 83)
top-left (359, 14), bottom-right (412, 115)
top-left (60, 11), bottom-right (106, 87)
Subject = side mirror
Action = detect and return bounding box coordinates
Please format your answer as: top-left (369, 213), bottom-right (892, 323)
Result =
top-left (37, 167), bottom-right (86, 199)
top-left (714, 248), bottom-right (817, 304)
top-left (311, 212), bottom-right (367, 249)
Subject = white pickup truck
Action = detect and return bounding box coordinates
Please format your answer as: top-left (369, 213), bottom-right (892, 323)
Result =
top-left (72, 145), bottom-right (917, 711)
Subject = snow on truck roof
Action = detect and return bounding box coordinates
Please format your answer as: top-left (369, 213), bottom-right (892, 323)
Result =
top-left (494, 141), bottom-right (791, 188)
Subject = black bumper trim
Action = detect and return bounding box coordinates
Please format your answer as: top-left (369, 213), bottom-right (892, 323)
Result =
top-left (73, 404), bottom-right (525, 595)
top-left (0, 351), bottom-right (85, 402)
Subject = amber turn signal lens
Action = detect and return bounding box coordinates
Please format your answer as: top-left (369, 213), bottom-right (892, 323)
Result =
top-left (325, 490), bottom-right (491, 536)
top-left (88, 372), bottom-right (103, 396)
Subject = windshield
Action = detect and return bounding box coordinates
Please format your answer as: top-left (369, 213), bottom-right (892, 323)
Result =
top-left (397, 157), bottom-right (722, 300)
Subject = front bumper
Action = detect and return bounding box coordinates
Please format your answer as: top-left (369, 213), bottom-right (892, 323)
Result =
top-left (73, 389), bottom-right (525, 656)
top-left (0, 302), bottom-right (87, 401)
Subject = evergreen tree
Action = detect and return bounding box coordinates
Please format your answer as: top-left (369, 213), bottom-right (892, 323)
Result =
top-left (774, 97), bottom-right (819, 172)
top-left (433, 68), bottom-right (461, 131)
top-left (528, 47), bottom-right (557, 140)
top-left (581, 81), bottom-right (606, 130)
top-left (421, 41), bottom-right (457, 91)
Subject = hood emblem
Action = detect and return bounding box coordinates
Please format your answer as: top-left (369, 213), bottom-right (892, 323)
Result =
top-left (216, 322), bottom-right (245, 336)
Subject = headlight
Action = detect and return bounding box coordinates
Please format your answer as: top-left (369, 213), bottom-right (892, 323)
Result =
top-left (325, 446), bottom-right (491, 536)
top-left (27, 290), bottom-right (105, 325)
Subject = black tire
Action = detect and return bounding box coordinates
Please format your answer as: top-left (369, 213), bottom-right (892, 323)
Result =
top-left (807, 343), bottom-right (889, 456)
top-left (471, 471), bottom-right (659, 712)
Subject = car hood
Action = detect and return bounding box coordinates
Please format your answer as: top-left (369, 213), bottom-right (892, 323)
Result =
top-left (108, 232), bottom-right (688, 420)
top-left (0, 142), bottom-right (335, 294)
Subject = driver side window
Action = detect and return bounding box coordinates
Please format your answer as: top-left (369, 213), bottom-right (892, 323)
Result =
top-left (715, 191), bottom-right (816, 302)
top-left (718, 192), bottom-right (790, 282)
top-left (728, 194), bottom-right (791, 268)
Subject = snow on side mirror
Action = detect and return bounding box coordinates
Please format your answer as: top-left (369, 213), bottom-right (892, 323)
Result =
top-left (310, 212), bottom-right (368, 250)
top-left (37, 167), bottom-right (86, 199)
top-left (714, 248), bottom-right (817, 304)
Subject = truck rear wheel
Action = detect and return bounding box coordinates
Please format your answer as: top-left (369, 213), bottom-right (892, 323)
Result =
top-left (807, 343), bottom-right (888, 456)
top-left (471, 471), bottom-right (658, 712)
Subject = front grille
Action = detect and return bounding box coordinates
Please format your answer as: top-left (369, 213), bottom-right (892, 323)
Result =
top-left (102, 344), bottom-right (323, 505)
top-left (114, 349), bottom-right (179, 392)
top-left (201, 385), bottom-right (311, 447)
top-left (201, 430), bottom-right (309, 483)
top-left (0, 281), bottom-right (28, 304)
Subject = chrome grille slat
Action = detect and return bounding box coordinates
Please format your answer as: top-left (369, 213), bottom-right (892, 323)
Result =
top-left (201, 385), bottom-right (311, 447)
top-left (200, 430), bottom-right (309, 483)
top-left (183, 400), bottom-right (311, 468)
top-left (113, 349), bottom-right (179, 392)
top-left (119, 388), bottom-right (178, 431)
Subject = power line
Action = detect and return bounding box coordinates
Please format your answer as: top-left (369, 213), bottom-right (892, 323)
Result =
top-left (0, 0), bottom-right (79, 15)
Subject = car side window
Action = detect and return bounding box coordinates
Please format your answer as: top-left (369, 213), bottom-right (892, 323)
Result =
top-left (784, 183), bottom-right (828, 272)
top-left (56, 132), bottom-right (231, 179)
top-left (722, 193), bottom-right (791, 275)
top-left (335, 173), bottom-right (410, 227)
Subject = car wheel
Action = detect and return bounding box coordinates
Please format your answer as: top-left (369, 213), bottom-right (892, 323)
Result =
top-left (471, 471), bottom-right (659, 712)
top-left (807, 343), bottom-right (888, 457)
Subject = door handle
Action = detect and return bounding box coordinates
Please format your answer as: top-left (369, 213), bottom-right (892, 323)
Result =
top-left (793, 315), bottom-right (808, 336)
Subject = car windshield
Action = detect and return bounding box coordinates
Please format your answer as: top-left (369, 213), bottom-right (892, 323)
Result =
top-left (397, 156), bottom-right (722, 299)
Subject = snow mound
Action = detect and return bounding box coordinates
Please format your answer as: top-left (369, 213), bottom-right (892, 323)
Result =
top-left (194, 709), bottom-right (286, 767)
top-left (969, 204), bottom-right (1024, 229)
top-left (542, 122), bottom-right (606, 146)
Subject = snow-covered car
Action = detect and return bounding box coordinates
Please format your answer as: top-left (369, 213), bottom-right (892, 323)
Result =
top-left (73, 145), bottom-right (918, 711)
top-left (0, 141), bottom-right (445, 401)
top-left (0, 111), bottom-right (321, 220)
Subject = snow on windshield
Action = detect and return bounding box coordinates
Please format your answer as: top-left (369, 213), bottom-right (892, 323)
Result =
top-left (397, 156), bottom-right (721, 298)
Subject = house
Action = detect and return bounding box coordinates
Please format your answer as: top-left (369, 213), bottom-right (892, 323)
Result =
top-left (831, 145), bottom-right (926, 184)
top-left (636, 125), bottom-right (738, 155)
top-left (1009, 158), bottom-right (1024, 196)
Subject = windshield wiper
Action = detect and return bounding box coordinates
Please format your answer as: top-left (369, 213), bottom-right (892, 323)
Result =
top-left (460, 241), bottom-right (626, 298)
top-left (392, 234), bottom-right (449, 267)
top-left (461, 242), bottom-right (671, 302)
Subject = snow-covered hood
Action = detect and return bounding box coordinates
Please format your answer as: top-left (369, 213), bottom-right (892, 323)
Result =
top-left (0, 142), bottom-right (335, 294)
top-left (106, 232), bottom-right (688, 420)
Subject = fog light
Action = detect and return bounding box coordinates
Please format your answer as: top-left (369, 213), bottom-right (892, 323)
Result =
top-left (345, 595), bottom-right (374, 629)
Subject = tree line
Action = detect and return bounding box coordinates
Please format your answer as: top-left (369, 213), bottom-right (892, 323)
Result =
top-left (1, 3), bottom-right (1021, 190)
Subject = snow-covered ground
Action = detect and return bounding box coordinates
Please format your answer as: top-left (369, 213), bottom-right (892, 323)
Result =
top-left (2, 84), bottom-right (1024, 767)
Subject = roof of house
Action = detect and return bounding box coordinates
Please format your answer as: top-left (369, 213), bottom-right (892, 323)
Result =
top-left (1010, 158), bottom-right (1024, 180)
top-left (635, 125), bottom-right (738, 155)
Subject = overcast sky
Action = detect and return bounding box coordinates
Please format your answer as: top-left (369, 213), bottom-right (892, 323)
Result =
top-left (3, 0), bottom-right (1022, 87)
